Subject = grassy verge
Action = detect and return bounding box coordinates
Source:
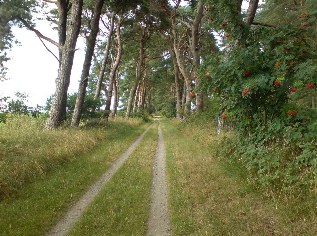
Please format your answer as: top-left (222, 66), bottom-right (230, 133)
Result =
top-left (69, 123), bottom-right (158, 236)
top-left (162, 119), bottom-right (317, 235)
top-left (0, 116), bottom-right (148, 236)
top-left (0, 115), bottom-right (143, 199)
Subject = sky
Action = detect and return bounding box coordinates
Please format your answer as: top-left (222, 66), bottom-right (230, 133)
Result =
top-left (1, 20), bottom-right (86, 107)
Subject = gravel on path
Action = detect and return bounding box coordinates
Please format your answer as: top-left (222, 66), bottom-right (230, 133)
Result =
top-left (147, 124), bottom-right (171, 236)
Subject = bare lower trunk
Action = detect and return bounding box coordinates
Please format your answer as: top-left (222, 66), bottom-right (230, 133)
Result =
top-left (133, 83), bottom-right (140, 113)
top-left (112, 74), bottom-right (119, 118)
top-left (126, 27), bottom-right (147, 117)
top-left (46, 0), bottom-right (83, 129)
top-left (137, 71), bottom-right (147, 111)
top-left (191, 0), bottom-right (204, 112)
top-left (104, 16), bottom-right (122, 120)
top-left (94, 12), bottom-right (115, 99)
top-left (71, 0), bottom-right (105, 127)
top-left (182, 82), bottom-right (186, 108)
top-left (169, 42), bottom-right (182, 119)
top-left (171, 9), bottom-right (192, 115)
top-left (127, 78), bottom-right (138, 117)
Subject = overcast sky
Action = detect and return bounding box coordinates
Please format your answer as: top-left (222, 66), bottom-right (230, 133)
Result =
top-left (1, 20), bottom-right (85, 107)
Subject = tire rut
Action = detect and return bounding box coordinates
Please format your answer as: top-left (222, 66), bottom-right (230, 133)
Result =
top-left (47, 125), bottom-right (152, 236)
top-left (147, 123), bottom-right (171, 236)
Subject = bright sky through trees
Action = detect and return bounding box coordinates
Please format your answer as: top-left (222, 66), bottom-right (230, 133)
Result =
top-left (1, 20), bottom-right (85, 107)
top-left (0, 0), bottom-right (255, 107)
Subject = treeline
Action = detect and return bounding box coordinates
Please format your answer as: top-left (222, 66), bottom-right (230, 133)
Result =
top-left (1, 0), bottom-right (317, 190)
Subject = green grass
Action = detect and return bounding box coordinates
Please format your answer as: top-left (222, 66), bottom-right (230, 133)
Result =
top-left (162, 119), bottom-right (317, 235)
top-left (0, 115), bottom-right (144, 199)
top-left (0, 116), bottom-right (149, 236)
top-left (69, 123), bottom-right (158, 236)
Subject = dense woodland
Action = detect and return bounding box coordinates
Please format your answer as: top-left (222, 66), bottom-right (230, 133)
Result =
top-left (1, 0), bottom-right (317, 193)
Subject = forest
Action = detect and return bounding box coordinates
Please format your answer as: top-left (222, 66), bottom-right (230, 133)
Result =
top-left (0, 0), bottom-right (316, 235)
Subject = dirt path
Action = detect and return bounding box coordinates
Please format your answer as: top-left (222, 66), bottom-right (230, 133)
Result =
top-left (47, 125), bottom-right (152, 236)
top-left (147, 124), bottom-right (171, 236)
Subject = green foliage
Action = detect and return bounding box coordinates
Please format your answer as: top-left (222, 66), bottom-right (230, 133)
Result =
top-left (67, 93), bottom-right (102, 119)
top-left (131, 109), bottom-right (151, 122)
top-left (201, 1), bottom-right (317, 189)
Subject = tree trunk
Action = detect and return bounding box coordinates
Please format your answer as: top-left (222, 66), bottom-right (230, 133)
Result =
top-left (71, 0), bottom-right (105, 127)
top-left (94, 12), bottom-right (115, 99)
top-left (138, 71), bottom-right (147, 111)
top-left (182, 82), bottom-right (186, 108)
top-left (191, 0), bottom-right (204, 112)
top-left (104, 16), bottom-right (123, 120)
top-left (169, 42), bottom-right (182, 119)
top-left (56, 0), bottom-right (67, 62)
top-left (126, 27), bottom-right (147, 117)
top-left (112, 71), bottom-right (119, 118)
top-left (246, 0), bottom-right (259, 25)
top-left (46, 0), bottom-right (83, 129)
top-left (133, 83), bottom-right (140, 114)
top-left (171, 14), bottom-right (192, 115)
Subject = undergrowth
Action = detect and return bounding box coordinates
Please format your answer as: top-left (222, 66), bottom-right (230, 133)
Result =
top-left (164, 116), bottom-right (317, 235)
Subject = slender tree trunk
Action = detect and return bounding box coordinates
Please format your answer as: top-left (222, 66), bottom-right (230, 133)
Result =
top-left (138, 71), bottom-right (147, 111)
top-left (169, 42), bottom-right (182, 119)
top-left (112, 71), bottom-right (119, 118)
top-left (146, 92), bottom-right (152, 114)
top-left (182, 82), bottom-right (186, 108)
top-left (126, 76), bottom-right (138, 117)
top-left (126, 27), bottom-right (147, 117)
top-left (46, 0), bottom-right (83, 129)
top-left (71, 0), bottom-right (105, 127)
top-left (94, 12), bottom-right (115, 99)
top-left (133, 83), bottom-right (140, 113)
top-left (171, 10), bottom-right (193, 115)
top-left (191, 0), bottom-right (204, 112)
top-left (104, 16), bottom-right (123, 120)
top-left (246, 0), bottom-right (259, 25)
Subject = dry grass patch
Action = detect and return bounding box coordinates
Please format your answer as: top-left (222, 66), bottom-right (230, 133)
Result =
top-left (162, 119), bottom-right (317, 235)
top-left (0, 116), bottom-right (147, 236)
top-left (0, 115), bottom-right (144, 199)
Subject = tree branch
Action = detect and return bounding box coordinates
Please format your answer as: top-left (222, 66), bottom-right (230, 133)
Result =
top-left (17, 17), bottom-right (59, 47)
top-left (252, 21), bottom-right (275, 27)
top-left (37, 36), bottom-right (60, 62)
top-left (42, 0), bottom-right (57, 3)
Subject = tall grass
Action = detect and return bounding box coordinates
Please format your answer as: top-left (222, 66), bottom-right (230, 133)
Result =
top-left (0, 115), bottom-right (147, 235)
top-left (162, 118), bottom-right (317, 235)
top-left (0, 115), bottom-right (144, 199)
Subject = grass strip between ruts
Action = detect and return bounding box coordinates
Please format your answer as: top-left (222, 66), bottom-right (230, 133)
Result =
top-left (69, 123), bottom-right (158, 236)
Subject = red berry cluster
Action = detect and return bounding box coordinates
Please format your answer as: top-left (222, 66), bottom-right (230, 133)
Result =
top-left (242, 89), bottom-right (249, 95)
top-left (274, 80), bottom-right (281, 86)
top-left (220, 113), bottom-right (227, 119)
top-left (287, 110), bottom-right (297, 116)
top-left (243, 70), bottom-right (251, 77)
top-left (306, 83), bottom-right (314, 89)
top-left (290, 87), bottom-right (297, 93)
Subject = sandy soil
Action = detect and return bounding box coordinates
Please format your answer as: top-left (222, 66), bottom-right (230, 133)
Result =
top-left (147, 124), bottom-right (171, 236)
top-left (47, 125), bottom-right (152, 236)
